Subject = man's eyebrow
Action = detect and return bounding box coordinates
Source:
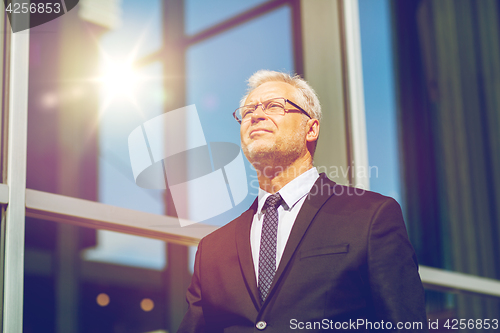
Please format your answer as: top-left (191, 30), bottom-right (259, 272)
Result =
top-left (246, 97), bottom-right (278, 104)
top-left (244, 100), bottom-right (259, 105)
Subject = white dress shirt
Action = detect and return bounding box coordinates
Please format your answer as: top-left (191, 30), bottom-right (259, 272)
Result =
top-left (250, 167), bottom-right (320, 280)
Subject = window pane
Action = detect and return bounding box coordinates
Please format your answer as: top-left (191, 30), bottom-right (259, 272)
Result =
top-left (388, 1), bottom-right (500, 326)
top-left (26, 0), bottom-right (165, 271)
top-left (95, 0), bottom-right (165, 269)
top-left (103, 0), bottom-right (163, 57)
top-left (185, 0), bottom-right (270, 35)
top-left (82, 230), bottom-right (165, 270)
top-left (26, 0), bottom-right (162, 203)
top-left (424, 289), bottom-right (500, 331)
top-left (97, 0), bottom-right (163, 214)
top-left (98, 61), bottom-right (165, 216)
top-left (359, 0), bottom-right (401, 203)
top-left (24, 218), bottom-right (168, 333)
top-left (186, 6), bottom-right (294, 226)
top-left (391, 0), bottom-right (500, 286)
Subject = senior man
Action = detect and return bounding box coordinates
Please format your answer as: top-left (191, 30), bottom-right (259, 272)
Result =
top-left (178, 70), bottom-right (428, 332)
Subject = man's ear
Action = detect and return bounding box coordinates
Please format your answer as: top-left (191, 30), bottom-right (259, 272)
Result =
top-left (306, 119), bottom-right (320, 143)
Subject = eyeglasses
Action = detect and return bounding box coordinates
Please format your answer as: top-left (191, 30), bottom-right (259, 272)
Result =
top-left (233, 97), bottom-right (311, 124)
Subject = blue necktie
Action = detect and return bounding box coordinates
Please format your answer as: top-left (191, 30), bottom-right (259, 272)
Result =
top-left (258, 193), bottom-right (282, 303)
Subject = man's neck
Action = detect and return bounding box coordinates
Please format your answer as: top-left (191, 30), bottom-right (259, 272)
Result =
top-left (255, 155), bottom-right (313, 193)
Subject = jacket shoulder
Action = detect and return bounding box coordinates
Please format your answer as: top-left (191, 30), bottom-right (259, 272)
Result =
top-left (201, 201), bottom-right (255, 244)
top-left (315, 173), bottom-right (399, 210)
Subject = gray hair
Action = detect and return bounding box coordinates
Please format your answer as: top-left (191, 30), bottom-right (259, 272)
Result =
top-left (240, 70), bottom-right (322, 121)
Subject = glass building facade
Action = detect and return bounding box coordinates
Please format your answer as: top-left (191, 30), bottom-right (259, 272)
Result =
top-left (0, 0), bottom-right (498, 332)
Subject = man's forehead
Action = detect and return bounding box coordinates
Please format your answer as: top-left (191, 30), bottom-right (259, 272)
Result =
top-left (246, 81), bottom-right (297, 103)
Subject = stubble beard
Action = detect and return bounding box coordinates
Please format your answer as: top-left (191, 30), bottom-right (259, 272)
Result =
top-left (242, 126), bottom-right (307, 176)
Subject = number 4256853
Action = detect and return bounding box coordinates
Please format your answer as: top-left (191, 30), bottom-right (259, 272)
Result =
top-left (5, 2), bottom-right (61, 14)
top-left (444, 318), bottom-right (498, 330)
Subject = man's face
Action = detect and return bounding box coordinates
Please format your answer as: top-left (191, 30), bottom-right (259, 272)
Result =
top-left (240, 81), bottom-right (309, 168)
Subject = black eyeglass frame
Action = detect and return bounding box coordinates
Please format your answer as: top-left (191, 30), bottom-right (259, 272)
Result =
top-left (233, 97), bottom-right (312, 124)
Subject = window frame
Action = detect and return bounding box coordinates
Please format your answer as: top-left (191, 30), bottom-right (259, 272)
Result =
top-left (1, 0), bottom-right (500, 332)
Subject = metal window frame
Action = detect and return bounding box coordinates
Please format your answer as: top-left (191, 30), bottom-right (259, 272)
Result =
top-left (137, 0), bottom-right (303, 68)
top-left (2, 27), bottom-right (29, 333)
top-left (25, 189), bottom-right (217, 246)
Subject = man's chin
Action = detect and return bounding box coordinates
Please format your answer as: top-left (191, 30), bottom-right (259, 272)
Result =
top-left (242, 143), bottom-right (275, 163)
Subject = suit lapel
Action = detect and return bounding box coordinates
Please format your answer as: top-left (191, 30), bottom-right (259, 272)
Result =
top-left (235, 199), bottom-right (261, 310)
top-left (264, 174), bottom-right (336, 305)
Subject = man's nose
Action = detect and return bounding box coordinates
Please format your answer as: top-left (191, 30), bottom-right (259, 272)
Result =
top-left (250, 104), bottom-right (267, 121)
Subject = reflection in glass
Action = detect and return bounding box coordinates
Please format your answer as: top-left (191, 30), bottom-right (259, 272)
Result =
top-left (24, 218), bottom-right (167, 333)
top-left (95, 0), bottom-right (165, 269)
top-left (359, 0), bottom-right (401, 203)
top-left (185, 0), bottom-right (269, 35)
top-left (186, 6), bottom-right (294, 226)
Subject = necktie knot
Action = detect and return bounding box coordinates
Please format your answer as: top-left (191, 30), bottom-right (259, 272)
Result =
top-left (264, 193), bottom-right (282, 210)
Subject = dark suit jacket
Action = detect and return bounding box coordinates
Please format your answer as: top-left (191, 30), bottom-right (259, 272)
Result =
top-left (178, 174), bottom-right (428, 332)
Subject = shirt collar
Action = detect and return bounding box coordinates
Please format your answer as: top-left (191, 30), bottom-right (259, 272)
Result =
top-left (257, 167), bottom-right (319, 214)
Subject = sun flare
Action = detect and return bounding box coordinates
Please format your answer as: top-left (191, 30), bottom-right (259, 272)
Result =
top-left (99, 59), bottom-right (144, 100)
